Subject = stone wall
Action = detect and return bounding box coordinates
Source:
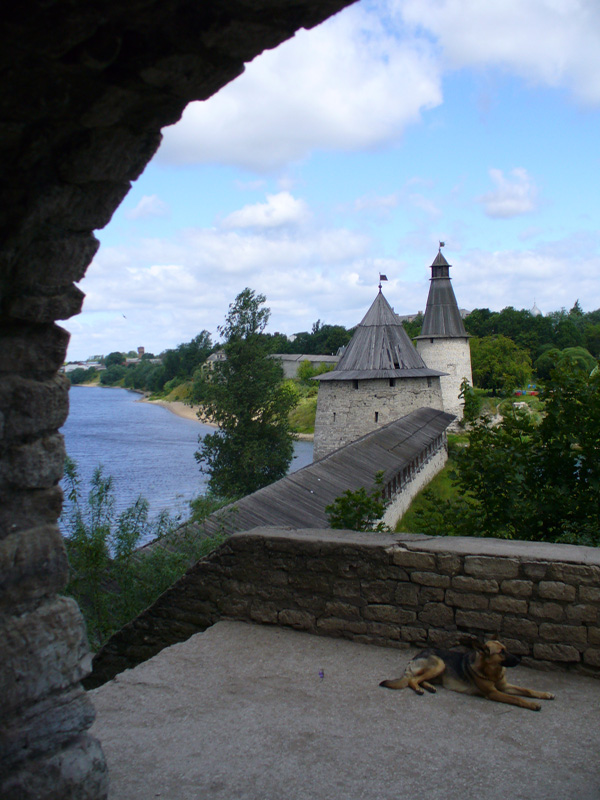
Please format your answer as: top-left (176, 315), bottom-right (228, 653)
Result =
top-left (313, 377), bottom-right (444, 459)
top-left (88, 528), bottom-right (600, 688)
top-left (415, 336), bottom-right (472, 422)
top-left (0, 3), bottom-right (355, 797)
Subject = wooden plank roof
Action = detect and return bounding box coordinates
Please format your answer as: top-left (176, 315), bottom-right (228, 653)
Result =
top-left (199, 407), bottom-right (454, 537)
top-left (415, 250), bottom-right (468, 339)
top-left (316, 291), bottom-right (443, 381)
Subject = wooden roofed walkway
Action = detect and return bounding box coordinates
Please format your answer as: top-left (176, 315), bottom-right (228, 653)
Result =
top-left (183, 406), bottom-right (455, 540)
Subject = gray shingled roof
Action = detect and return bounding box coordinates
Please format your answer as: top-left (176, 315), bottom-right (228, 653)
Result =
top-left (316, 291), bottom-right (444, 381)
top-left (193, 407), bottom-right (455, 537)
top-left (415, 250), bottom-right (468, 339)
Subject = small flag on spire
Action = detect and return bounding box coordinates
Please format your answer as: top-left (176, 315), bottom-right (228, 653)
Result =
top-left (379, 274), bottom-right (388, 281)
top-left (439, 241), bottom-right (445, 248)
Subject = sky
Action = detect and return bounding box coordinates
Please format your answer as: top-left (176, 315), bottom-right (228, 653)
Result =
top-left (67, 0), bottom-right (600, 361)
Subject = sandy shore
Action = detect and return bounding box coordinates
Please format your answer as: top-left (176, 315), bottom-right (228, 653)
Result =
top-left (140, 397), bottom-right (314, 440)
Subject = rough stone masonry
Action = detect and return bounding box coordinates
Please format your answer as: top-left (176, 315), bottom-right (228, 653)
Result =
top-left (0, 3), bottom-right (355, 798)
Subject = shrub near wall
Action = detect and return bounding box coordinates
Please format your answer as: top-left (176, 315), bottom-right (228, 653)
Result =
top-left (89, 528), bottom-right (600, 687)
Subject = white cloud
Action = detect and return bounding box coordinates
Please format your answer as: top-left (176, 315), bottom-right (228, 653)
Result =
top-left (354, 194), bottom-right (399, 213)
top-left (125, 194), bottom-right (169, 220)
top-left (398, 0), bottom-right (600, 105)
top-left (222, 192), bottom-right (310, 229)
top-left (157, 3), bottom-right (442, 171)
top-left (478, 168), bottom-right (538, 218)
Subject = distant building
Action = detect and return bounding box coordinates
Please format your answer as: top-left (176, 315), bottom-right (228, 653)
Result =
top-left (270, 353), bottom-right (339, 380)
top-left (313, 290), bottom-right (445, 460)
top-left (531, 302), bottom-right (543, 317)
top-left (414, 249), bottom-right (473, 422)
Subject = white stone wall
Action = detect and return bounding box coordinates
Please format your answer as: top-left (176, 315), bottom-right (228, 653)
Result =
top-left (415, 337), bottom-right (472, 421)
top-left (381, 446), bottom-right (448, 529)
top-left (313, 377), bottom-right (444, 460)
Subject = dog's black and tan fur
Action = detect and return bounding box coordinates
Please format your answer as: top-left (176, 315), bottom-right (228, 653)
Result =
top-left (379, 637), bottom-right (555, 711)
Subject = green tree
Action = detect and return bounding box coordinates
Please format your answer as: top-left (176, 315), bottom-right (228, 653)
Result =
top-left (470, 335), bottom-right (532, 394)
top-left (326, 472), bottom-right (390, 532)
top-left (194, 288), bottom-right (299, 498)
top-left (104, 351), bottom-right (125, 367)
top-left (411, 358), bottom-right (600, 545)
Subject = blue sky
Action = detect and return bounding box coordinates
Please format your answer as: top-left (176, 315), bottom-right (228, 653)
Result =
top-left (67, 0), bottom-right (600, 360)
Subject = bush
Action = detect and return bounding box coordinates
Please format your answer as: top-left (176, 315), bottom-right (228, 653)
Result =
top-left (326, 471), bottom-right (390, 532)
top-left (61, 458), bottom-right (225, 649)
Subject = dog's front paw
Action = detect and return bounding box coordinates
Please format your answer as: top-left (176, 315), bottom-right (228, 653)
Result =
top-left (543, 692), bottom-right (555, 700)
top-left (531, 703), bottom-right (542, 711)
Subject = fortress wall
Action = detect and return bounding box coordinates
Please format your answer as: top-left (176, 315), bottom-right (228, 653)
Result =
top-left (314, 378), bottom-right (444, 460)
top-left (88, 528), bottom-right (600, 688)
top-left (416, 337), bottom-right (472, 421)
top-left (381, 447), bottom-right (448, 529)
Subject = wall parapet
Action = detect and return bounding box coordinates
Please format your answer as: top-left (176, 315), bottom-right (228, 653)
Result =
top-left (88, 528), bottom-right (600, 688)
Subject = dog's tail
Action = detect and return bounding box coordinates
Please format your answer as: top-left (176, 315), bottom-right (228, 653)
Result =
top-left (379, 677), bottom-right (410, 690)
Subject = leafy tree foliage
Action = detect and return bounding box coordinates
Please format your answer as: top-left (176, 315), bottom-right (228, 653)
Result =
top-left (470, 335), bottom-right (532, 394)
top-left (100, 364), bottom-right (127, 385)
top-left (104, 351), bottom-right (126, 367)
top-left (194, 288), bottom-right (299, 498)
top-left (69, 366), bottom-right (97, 385)
top-left (292, 320), bottom-right (353, 354)
top-left (326, 472), bottom-right (390, 532)
top-left (411, 359), bottom-right (600, 545)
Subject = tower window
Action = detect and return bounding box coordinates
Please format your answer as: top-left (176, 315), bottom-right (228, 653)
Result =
top-left (375, 412), bottom-right (379, 423)
top-left (389, 378), bottom-right (395, 387)
top-left (427, 377), bottom-right (432, 388)
top-left (333, 412), bottom-right (336, 422)
top-left (353, 380), bottom-right (359, 390)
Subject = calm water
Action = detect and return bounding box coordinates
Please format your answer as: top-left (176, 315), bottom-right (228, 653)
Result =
top-left (61, 386), bottom-right (313, 521)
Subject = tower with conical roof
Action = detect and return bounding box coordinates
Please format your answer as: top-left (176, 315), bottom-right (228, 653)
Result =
top-left (414, 248), bottom-right (472, 421)
top-left (313, 290), bottom-right (446, 460)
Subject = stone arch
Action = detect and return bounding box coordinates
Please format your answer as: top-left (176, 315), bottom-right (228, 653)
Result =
top-left (0, 3), bottom-right (354, 797)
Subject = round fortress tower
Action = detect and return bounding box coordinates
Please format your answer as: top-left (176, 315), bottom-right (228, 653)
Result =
top-left (414, 248), bottom-right (472, 422)
top-left (313, 290), bottom-right (446, 460)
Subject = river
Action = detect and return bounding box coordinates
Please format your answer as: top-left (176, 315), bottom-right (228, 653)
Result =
top-left (60, 385), bottom-right (313, 523)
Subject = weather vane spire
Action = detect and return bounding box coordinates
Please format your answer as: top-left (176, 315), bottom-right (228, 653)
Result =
top-left (439, 240), bottom-right (445, 251)
top-left (378, 272), bottom-right (388, 291)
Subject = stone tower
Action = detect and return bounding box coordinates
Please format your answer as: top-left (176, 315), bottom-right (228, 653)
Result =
top-left (414, 248), bottom-right (472, 421)
top-left (313, 290), bottom-right (445, 460)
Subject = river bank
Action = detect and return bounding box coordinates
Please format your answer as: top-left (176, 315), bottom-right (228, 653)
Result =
top-left (140, 396), bottom-right (315, 440)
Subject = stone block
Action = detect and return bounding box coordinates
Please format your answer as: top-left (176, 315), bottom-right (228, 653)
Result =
top-left (533, 643), bottom-right (580, 662)
top-left (502, 616), bottom-right (538, 639)
top-left (1, 434), bottom-right (65, 491)
top-left (366, 621), bottom-right (400, 640)
top-left (418, 602), bottom-right (454, 627)
top-left (500, 579), bottom-right (533, 598)
top-left (391, 549), bottom-right (436, 570)
top-left (323, 600), bottom-right (361, 621)
top-left (418, 587), bottom-right (444, 603)
top-left (250, 604), bottom-right (278, 624)
top-left (427, 628), bottom-right (458, 648)
top-left (410, 571), bottom-right (450, 588)
top-left (529, 602), bottom-right (565, 621)
top-left (436, 553), bottom-right (462, 575)
top-left (501, 637), bottom-right (530, 656)
top-left (521, 561), bottom-right (548, 580)
top-left (0, 374), bottom-right (69, 440)
top-left (9, 286), bottom-right (85, 324)
top-left (360, 579), bottom-right (396, 604)
top-left (547, 563), bottom-right (600, 585)
top-left (538, 623), bottom-right (587, 648)
top-left (588, 627), bottom-right (600, 645)
top-left (566, 604), bottom-right (597, 624)
top-left (583, 648), bottom-right (600, 667)
top-left (580, 586), bottom-right (600, 603)
top-left (0, 524), bottom-right (68, 607)
top-left (451, 575), bottom-right (499, 593)
top-left (0, 733), bottom-right (108, 800)
top-left (278, 609), bottom-right (315, 630)
top-left (394, 583), bottom-right (419, 606)
top-left (316, 617), bottom-right (367, 636)
top-left (489, 596), bottom-right (528, 614)
top-left (363, 604), bottom-right (416, 624)
top-left (400, 625), bottom-right (428, 643)
top-left (445, 590), bottom-right (489, 610)
top-left (15, 232), bottom-right (100, 289)
top-left (455, 609), bottom-right (502, 630)
top-left (464, 556), bottom-right (519, 580)
top-left (538, 581), bottom-right (576, 601)
top-left (1, 596), bottom-right (90, 716)
top-left (0, 322), bottom-right (70, 375)
top-left (331, 579), bottom-right (362, 600)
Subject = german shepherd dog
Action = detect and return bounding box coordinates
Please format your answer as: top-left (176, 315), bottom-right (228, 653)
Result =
top-left (379, 637), bottom-right (555, 711)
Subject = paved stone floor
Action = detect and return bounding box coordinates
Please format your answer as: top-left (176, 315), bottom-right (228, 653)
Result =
top-left (90, 621), bottom-right (600, 800)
